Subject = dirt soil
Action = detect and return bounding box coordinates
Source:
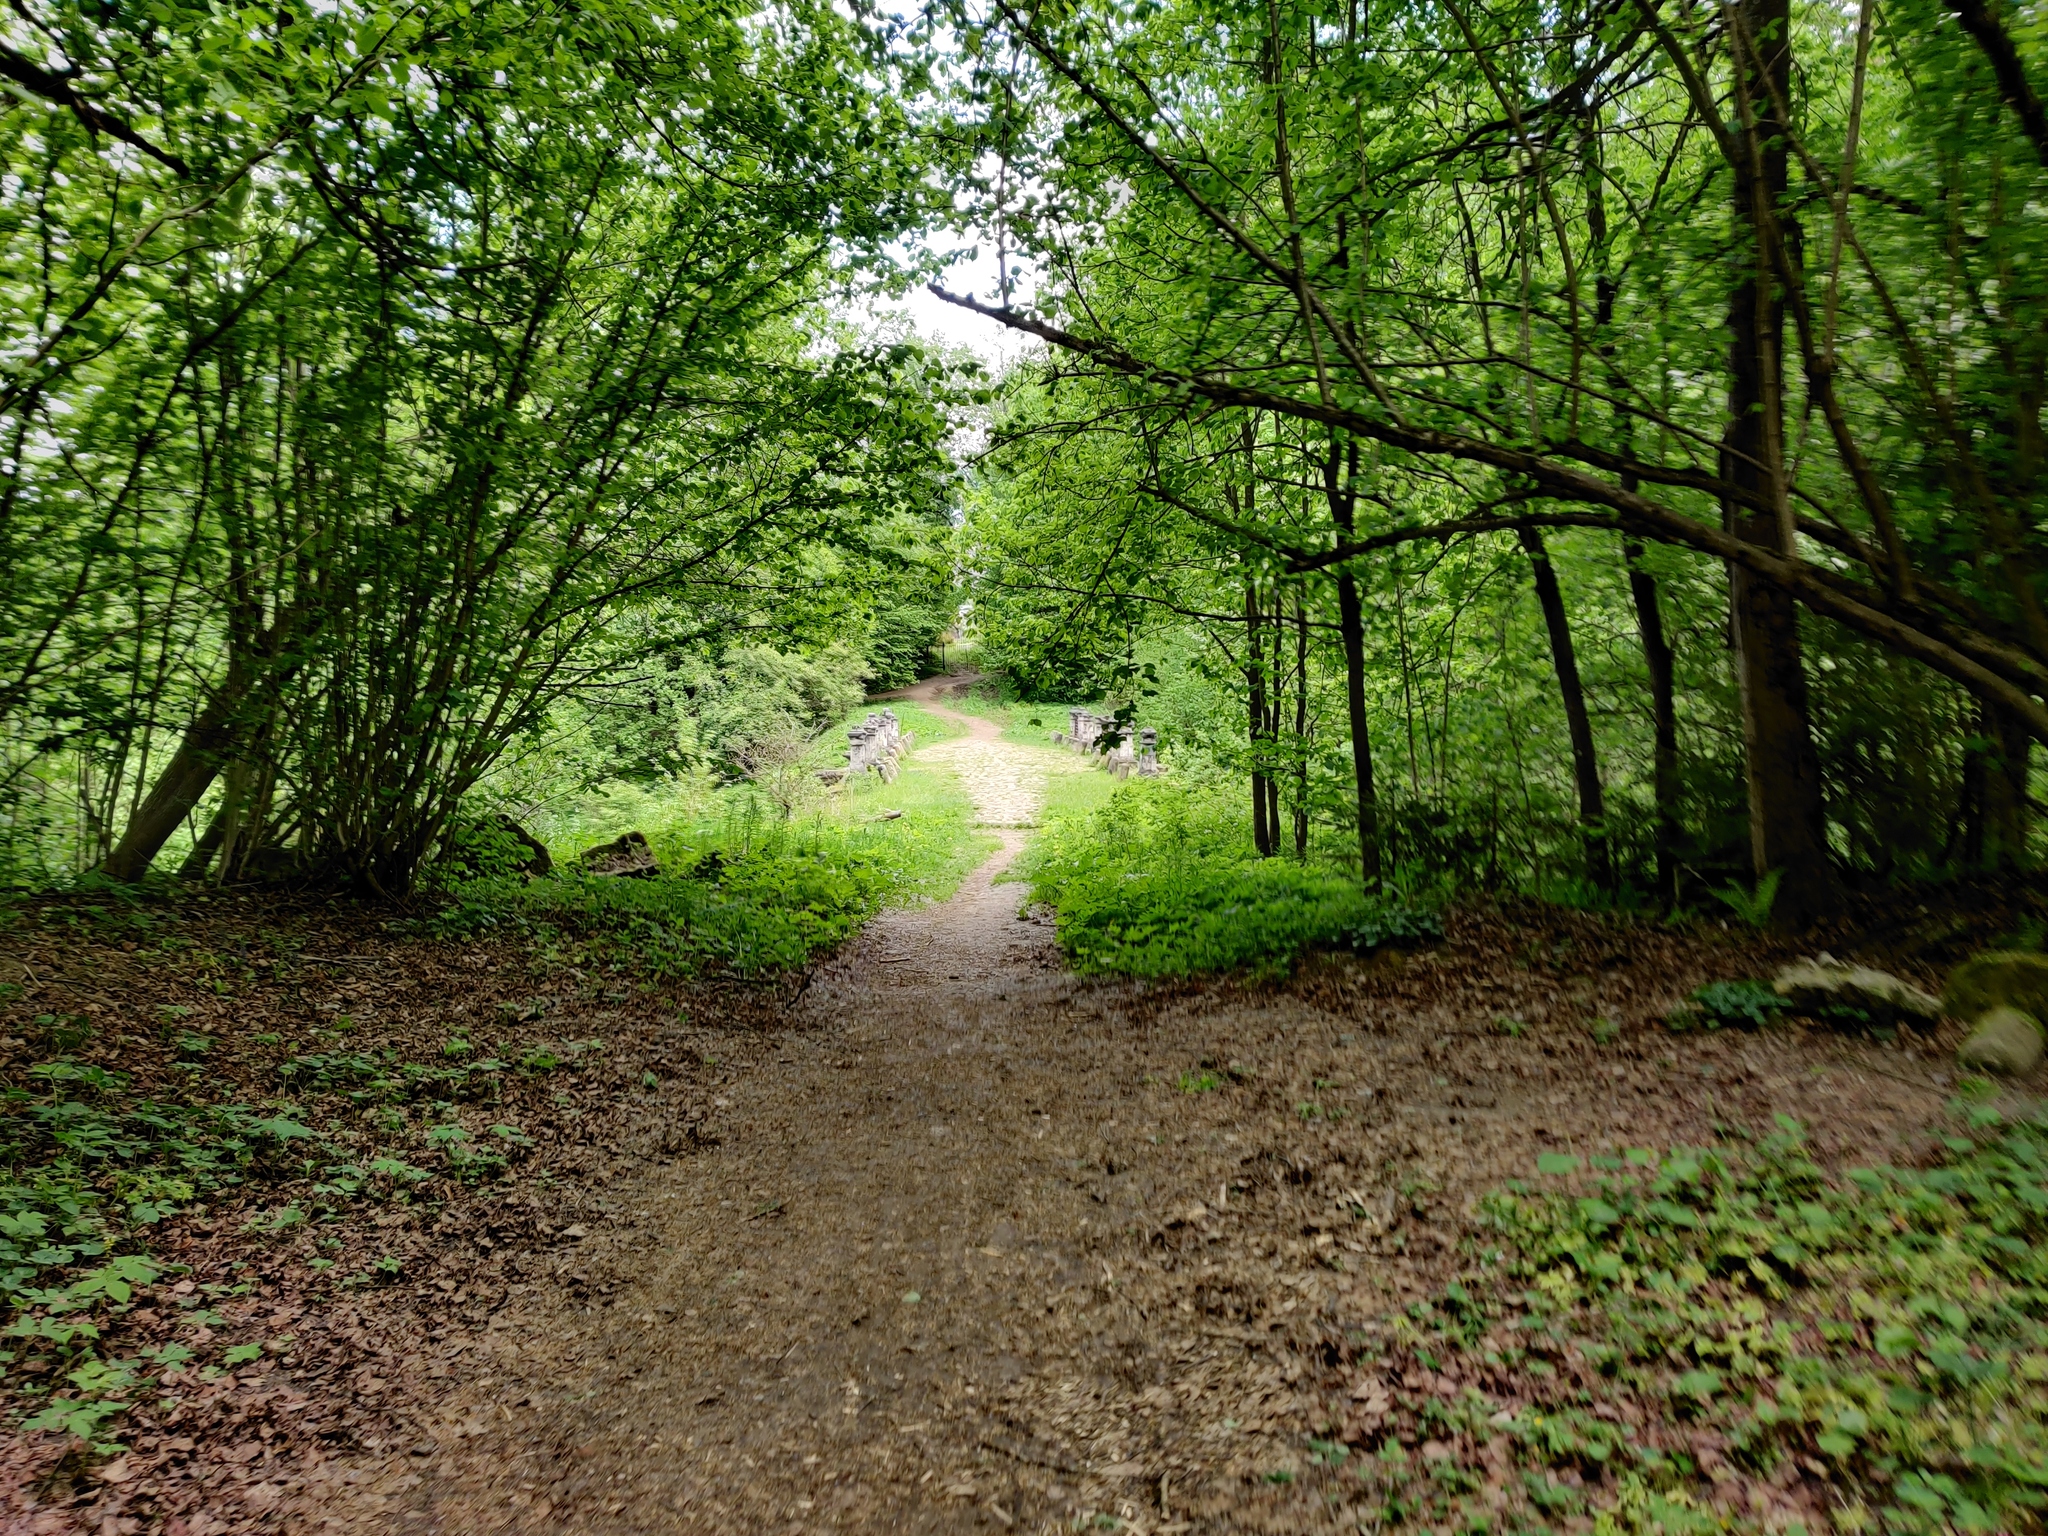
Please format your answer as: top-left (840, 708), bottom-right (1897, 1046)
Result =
top-left (6, 677), bottom-right (2038, 1535)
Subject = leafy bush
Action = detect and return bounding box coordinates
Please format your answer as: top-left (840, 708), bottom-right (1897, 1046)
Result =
top-left (692, 642), bottom-right (869, 779)
top-left (1024, 778), bottom-right (1437, 976)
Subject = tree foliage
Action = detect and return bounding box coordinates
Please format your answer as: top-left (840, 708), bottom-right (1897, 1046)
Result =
top-left (0, 0), bottom-right (964, 891)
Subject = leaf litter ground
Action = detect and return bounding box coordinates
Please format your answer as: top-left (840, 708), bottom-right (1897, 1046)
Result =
top-left (4, 693), bottom-right (2042, 1534)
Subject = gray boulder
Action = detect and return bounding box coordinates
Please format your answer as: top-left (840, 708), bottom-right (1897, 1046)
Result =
top-left (1772, 956), bottom-right (1942, 1030)
top-left (1956, 1007), bottom-right (2044, 1076)
top-left (495, 814), bottom-right (552, 878)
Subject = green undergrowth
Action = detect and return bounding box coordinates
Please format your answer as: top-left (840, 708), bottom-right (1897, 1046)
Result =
top-left (431, 748), bottom-right (993, 976)
top-left (1023, 776), bottom-right (1437, 976)
top-left (0, 1021), bottom-right (618, 1447)
top-left (1336, 1107), bottom-right (2048, 1534)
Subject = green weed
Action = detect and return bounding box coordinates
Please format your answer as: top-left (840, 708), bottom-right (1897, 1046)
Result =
top-left (1358, 1111), bottom-right (2048, 1533)
top-left (1709, 868), bottom-right (1782, 929)
top-left (1667, 978), bottom-right (1790, 1032)
top-left (1024, 778), bottom-right (1438, 977)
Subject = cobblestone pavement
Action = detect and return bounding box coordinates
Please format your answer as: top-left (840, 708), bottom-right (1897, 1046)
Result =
top-left (904, 679), bottom-right (1094, 828)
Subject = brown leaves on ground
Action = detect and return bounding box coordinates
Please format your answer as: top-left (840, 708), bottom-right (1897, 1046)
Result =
top-left (2, 877), bottom-right (2037, 1533)
top-left (0, 889), bottom-right (794, 1533)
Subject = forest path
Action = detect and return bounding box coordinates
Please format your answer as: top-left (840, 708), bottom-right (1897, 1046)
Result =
top-left (311, 678), bottom-right (1958, 1536)
top-left (892, 674), bottom-right (1098, 832)
top-left (327, 675), bottom-right (1184, 1534)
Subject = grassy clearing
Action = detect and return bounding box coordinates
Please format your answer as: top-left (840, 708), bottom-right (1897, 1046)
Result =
top-left (1021, 774), bottom-right (1436, 976)
top-left (1033, 752), bottom-right (1120, 823)
top-left (1337, 1106), bottom-right (2048, 1535)
top-left (436, 723), bottom-right (994, 977)
top-left (511, 697), bottom-right (970, 862)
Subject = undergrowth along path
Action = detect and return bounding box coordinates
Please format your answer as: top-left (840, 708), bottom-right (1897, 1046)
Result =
top-left (301, 684), bottom-right (2005, 1535)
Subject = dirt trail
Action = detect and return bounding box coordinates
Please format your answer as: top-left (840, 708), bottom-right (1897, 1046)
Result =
top-left (324, 677), bottom-right (1188, 1532)
top-left (309, 678), bottom-right (1967, 1536)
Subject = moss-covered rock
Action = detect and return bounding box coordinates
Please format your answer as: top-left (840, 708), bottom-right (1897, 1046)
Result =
top-left (1956, 1007), bottom-right (2045, 1076)
top-left (1942, 950), bottom-right (2048, 1023)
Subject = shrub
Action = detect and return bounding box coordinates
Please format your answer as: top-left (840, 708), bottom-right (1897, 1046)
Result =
top-left (1671, 979), bottom-right (1790, 1031)
top-left (1024, 778), bottom-right (1437, 977)
top-left (1478, 1113), bottom-right (2048, 1532)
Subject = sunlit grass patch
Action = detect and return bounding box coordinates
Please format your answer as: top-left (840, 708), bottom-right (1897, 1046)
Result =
top-left (432, 751), bottom-right (994, 978)
top-left (1021, 776), bottom-right (1436, 977)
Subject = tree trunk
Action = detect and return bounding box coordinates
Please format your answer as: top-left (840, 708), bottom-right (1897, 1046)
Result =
top-left (1265, 586), bottom-right (1283, 846)
top-left (1325, 435), bottom-right (1380, 882)
top-left (100, 686), bottom-right (246, 883)
top-left (1294, 594), bottom-right (1310, 858)
top-left (1724, 0), bottom-right (1841, 928)
top-left (1625, 539), bottom-right (1681, 907)
top-left (176, 806), bottom-right (227, 880)
top-left (1978, 697), bottom-right (2032, 869)
top-left (1246, 580), bottom-right (1274, 857)
top-left (1518, 526), bottom-right (1613, 890)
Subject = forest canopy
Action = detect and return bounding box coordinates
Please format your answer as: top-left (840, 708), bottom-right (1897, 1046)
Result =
top-left (4, 0), bottom-right (2048, 926)
top-left (941, 0), bottom-right (2048, 925)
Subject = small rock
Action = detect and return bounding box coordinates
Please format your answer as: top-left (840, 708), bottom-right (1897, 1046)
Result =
top-left (559, 1224), bottom-right (588, 1241)
top-left (577, 831), bottom-right (658, 879)
top-left (1943, 950), bottom-right (2048, 1025)
top-left (1957, 1007), bottom-right (2044, 1076)
top-left (1771, 958), bottom-right (1941, 1030)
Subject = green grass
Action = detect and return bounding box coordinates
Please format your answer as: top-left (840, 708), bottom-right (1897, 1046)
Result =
top-left (908, 683), bottom-right (1088, 751)
top-left (1348, 1108), bottom-right (2048, 1535)
top-left (1021, 775), bottom-right (1436, 976)
top-left (1035, 755), bottom-right (1118, 823)
top-left (435, 735), bottom-right (995, 977)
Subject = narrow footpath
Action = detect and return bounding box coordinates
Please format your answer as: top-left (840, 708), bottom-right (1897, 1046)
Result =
top-left (310, 679), bottom-right (1958, 1536)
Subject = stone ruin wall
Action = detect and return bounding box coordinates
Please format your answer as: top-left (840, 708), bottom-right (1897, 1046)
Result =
top-left (818, 709), bottom-right (906, 785)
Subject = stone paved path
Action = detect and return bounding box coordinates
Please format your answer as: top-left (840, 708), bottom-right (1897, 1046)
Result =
top-left (901, 678), bottom-right (1093, 829)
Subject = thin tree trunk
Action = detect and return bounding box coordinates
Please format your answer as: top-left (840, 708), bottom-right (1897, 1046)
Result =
top-left (1324, 434), bottom-right (1379, 882)
top-left (101, 684), bottom-right (246, 882)
top-left (1265, 586), bottom-right (1282, 845)
top-left (1954, 739), bottom-right (1983, 869)
top-left (1625, 539), bottom-right (1681, 907)
top-left (1518, 526), bottom-right (1613, 891)
top-left (176, 805), bottom-right (227, 880)
top-left (1725, 0), bottom-right (1841, 927)
top-left (1246, 579), bottom-right (1274, 857)
top-left (1294, 594), bottom-right (1310, 858)
top-left (1979, 697), bottom-right (2032, 869)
